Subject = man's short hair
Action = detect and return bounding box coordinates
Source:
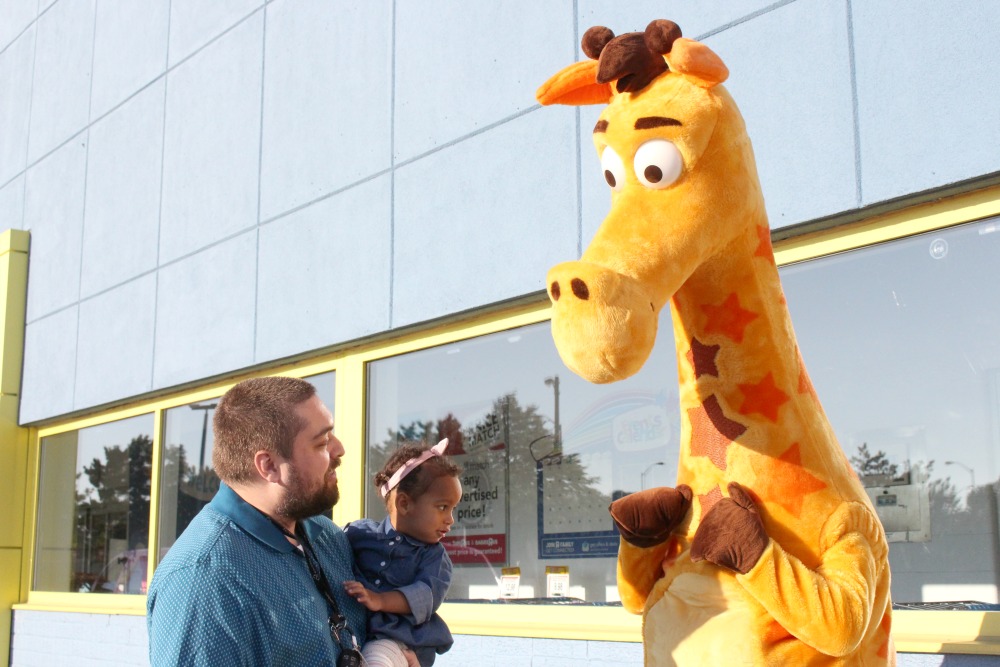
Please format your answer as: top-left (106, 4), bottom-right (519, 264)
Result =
top-left (212, 376), bottom-right (317, 484)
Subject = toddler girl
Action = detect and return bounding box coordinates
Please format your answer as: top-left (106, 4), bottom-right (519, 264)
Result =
top-left (343, 439), bottom-right (462, 667)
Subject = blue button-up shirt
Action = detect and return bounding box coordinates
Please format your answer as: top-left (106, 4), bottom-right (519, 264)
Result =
top-left (345, 517), bottom-right (453, 666)
top-left (147, 483), bottom-right (367, 666)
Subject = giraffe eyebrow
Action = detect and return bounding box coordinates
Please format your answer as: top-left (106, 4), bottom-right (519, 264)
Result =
top-left (635, 116), bottom-right (682, 130)
top-left (593, 119), bottom-right (609, 133)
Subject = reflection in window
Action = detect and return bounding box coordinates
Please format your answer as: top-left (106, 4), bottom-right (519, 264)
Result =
top-left (157, 401), bottom-right (220, 562)
top-left (34, 414), bottom-right (154, 594)
top-left (366, 217), bottom-right (1000, 608)
top-left (157, 371), bottom-right (335, 560)
top-left (784, 217), bottom-right (1000, 605)
top-left (367, 318), bottom-right (679, 603)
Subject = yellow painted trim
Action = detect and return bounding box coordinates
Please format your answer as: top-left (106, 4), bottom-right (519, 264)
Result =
top-left (893, 610), bottom-right (1000, 655)
top-left (17, 189), bottom-right (1000, 656)
top-left (0, 229), bottom-right (30, 667)
top-left (774, 184), bottom-right (1000, 265)
top-left (19, 425), bottom-right (38, 602)
top-left (350, 301), bottom-right (551, 365)
top-left (146, 409), bottom-right (164, 589)
top-left (15, 591), bottom-right (146, 615)
top-left (0, 229), bottom-right (29, 254)
top-left (441, 602), bottom-right (642, 642)
top-left (0, 231), bottom-right (29, 396)
top-left (332, 357), bottom-right (365, 526)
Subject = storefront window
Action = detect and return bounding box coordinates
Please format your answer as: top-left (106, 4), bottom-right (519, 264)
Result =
top-left (366, 217), bottom-right (1000, 607)
top-left (784, 217), bottom-right (1000, 605)
top-left (34, 414), bottom-right (154, 594)
top-left (366, 320), bottom-right (679, 603)
top-left (156, 371), bottom-right (335, 562)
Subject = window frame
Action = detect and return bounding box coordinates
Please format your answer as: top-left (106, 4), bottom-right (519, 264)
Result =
top-left (15, 185), bottom-right (1000, 654)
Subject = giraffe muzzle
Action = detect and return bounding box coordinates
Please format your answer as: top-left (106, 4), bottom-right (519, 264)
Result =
top-left (546, 260), bottom-right (660, 383)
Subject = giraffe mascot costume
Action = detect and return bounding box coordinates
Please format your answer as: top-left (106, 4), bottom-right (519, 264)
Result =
top-left (537, 20), bottom-right (893, 666)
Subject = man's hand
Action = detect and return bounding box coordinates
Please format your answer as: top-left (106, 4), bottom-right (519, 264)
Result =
top-left (343, 580), bottom-right (384, 612)
top-left (609, 485), bottom-right (693, 548)
top-left (690, 482), bottom-right (769, 574)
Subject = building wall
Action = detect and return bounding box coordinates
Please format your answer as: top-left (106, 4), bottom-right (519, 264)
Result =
top-left (1, 0), bottom-right (998, 424)
top-left (10, 610), bottom-right (1000, 667)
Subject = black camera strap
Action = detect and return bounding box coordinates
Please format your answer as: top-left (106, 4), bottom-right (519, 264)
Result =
top-left (261, 511), bottom-right (361, 655)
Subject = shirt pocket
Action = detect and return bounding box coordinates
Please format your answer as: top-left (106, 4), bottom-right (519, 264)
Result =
top-left (383, 550), bottom-right (419, 588)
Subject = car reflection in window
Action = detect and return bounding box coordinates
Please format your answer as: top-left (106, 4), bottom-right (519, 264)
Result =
top-left (78, 548), bottom-right (148, 594)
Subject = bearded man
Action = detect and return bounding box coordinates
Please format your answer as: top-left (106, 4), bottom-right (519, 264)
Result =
top-left (147, 376), bottom-right (367, 666)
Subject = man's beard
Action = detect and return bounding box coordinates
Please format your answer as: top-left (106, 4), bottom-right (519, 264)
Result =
top-left (276, 462), bottom-right (340, 520)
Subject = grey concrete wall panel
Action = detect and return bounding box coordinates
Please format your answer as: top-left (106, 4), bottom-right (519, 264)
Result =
top-left (708, 0), bottom-right (858, 229)
top-left (0, 0), bottom-right (36, 51)
top-left (81, 81), bottom-right (164, 298)
top-left (153, 231), bottom-right (257, 389)
top-left (393, 1), bottom-right (576, 163)
top-left (158, 14), bottom-right (262, 265)
top-left (75, 274), bottom-right (155, 409)
top-left (23, 138), bottom-right (86, 321)
top-left (853, 1), bottom-right (1000, 204)
top-left (259, 0), bottom-right (392, 222)
top-left (256, 175), bottom-right (392, 362)
top-left (168, 0), bottom-right (264, 67)
top-left (25, 0), bottom-right (95, 164)
top-left (0, 174), bottom-right (24, 230)
top-left (578, 0), bottom-right (777, 40)
top-left (19, 307), bottom-right (77, 423)
top-left (393, 108), bottom-right (579, 328)
top-left (89, 0), bottom-right (169, 121)
top-left (0, 26), bottom-right (34, 185)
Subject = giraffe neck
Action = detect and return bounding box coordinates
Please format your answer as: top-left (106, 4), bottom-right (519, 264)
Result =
top-left (669, 221), bottom-right (828, 478)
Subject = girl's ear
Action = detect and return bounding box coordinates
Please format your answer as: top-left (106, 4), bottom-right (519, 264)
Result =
top-left (395, 491), bottom-right (413, 515)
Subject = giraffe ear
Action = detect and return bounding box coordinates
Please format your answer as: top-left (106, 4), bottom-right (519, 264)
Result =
top-left (665, 38), bottom-right (729, 88)
top-left (536, 60), bottom-right (613, 106)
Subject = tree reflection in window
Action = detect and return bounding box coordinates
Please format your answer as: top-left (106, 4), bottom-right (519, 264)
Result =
top-left (75, 435), bottom-right (153, 593)
top-left (366, 393), bottom-right (612, 600)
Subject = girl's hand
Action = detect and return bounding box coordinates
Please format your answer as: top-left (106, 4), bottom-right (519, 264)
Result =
top-left (343, 580), bottom-right (383, 611)
top-left (402, 647), bottom-right (420, 667)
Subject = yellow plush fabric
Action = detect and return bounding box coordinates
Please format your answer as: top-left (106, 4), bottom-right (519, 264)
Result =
top-left (537, 22), bottom-right (894, 667)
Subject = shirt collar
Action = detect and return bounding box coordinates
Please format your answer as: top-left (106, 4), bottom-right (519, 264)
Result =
top-left (209, 483), bottom-right (297, 554)
top-left (377, 515), bottom-right (429, 547)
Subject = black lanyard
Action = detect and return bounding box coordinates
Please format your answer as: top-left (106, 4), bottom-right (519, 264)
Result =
top-left (260, 510), bottom-right (360, 653)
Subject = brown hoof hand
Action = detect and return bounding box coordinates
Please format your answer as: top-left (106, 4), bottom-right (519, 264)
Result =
top-left (690, 482), bottom-right (769, 574)
top-left (609, 485), bottom-right (693, 548)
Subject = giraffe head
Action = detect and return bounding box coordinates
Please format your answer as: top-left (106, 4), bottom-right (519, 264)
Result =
top-left (538, 21), bottom-right (765, 383)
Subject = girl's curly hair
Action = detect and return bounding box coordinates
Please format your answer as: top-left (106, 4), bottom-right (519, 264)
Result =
top-left (374, 442), bottom-right (462, 507)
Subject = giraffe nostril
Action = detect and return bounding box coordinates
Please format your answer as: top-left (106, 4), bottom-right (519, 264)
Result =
top-left (550, 281), bottom-right (561, 301)
top-left (571, 278), bottom-right (589, 300)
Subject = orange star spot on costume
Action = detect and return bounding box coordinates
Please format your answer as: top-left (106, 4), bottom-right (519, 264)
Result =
top-left (738, 372), bottom-right (790, 423)
top-left (701, 293), bottom-right (759, 344)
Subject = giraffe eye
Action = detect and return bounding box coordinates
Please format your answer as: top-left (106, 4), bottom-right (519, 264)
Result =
top-left (634, 139), bottom-right (683, 189)
top-left (600, 146), bottom-right (625, 192)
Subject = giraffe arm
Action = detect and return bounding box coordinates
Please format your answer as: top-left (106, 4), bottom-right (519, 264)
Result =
top-left (736, 502), bottom-right (887, 657)
top-left (616, 538), bottom-right (673, 614)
